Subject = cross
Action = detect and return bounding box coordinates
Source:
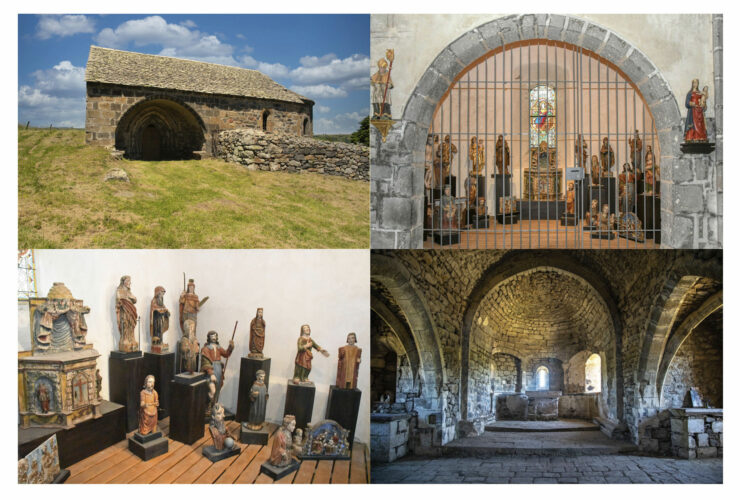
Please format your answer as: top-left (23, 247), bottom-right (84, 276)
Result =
top-left (73, 375), bottom-right (87, 405)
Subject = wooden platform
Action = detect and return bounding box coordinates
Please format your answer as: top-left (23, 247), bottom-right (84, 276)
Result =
top-left (65, 417), bottom-right (369, 484)
top-left (424, 220), bottom-right (658, 249)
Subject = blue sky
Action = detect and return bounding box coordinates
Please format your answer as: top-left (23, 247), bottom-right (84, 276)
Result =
top-left (18, 14), bottom-right (369, 133)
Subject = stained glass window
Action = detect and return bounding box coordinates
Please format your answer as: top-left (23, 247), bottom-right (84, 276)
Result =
top-left (18, 249), bottom-right (37, 299)
top-left (529, 85), bottom-right (556, 148)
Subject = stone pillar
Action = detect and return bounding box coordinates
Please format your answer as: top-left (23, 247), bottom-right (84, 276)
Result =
top-left (712, 14), bottom-right (723, 245)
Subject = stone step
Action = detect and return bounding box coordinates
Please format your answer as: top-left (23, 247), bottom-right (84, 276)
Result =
top-left (485, 423), bottom-right (600, 433)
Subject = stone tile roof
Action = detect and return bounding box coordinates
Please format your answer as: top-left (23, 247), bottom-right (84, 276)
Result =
top-left (85, 46), bottom-right (309, 104)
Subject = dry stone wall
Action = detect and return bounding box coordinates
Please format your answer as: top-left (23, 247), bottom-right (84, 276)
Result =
top-left (217, 128), bottom-right (369, 181)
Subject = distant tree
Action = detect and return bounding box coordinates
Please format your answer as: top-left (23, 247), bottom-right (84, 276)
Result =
top-left (350, 116), bottom-right (370, 146)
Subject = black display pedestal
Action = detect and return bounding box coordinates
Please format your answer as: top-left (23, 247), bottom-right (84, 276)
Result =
top-left (53, 470), bottom-right (71, 483)
top-left (575, 179), bottom-right (589, 216)
top-left (496, 212), bottom-right (520, 224)
top-left (18, 400), bottom-right (125, 468)
top-left (128, 431), bottom-right (168, 460)
top-left (681, 142), bottom-right (715, 154)
top-left (144, 351), bottom-right (175, 419)
top-left (519, 200), bottom-right (565, 220)
top-left (559, 214), bottom-right (578, 226)
top-left (326, 386), bottom-right (362, 449)
top-left (492, 174), bottom-right (513, 217)
top-left (432, 231), bottom-right (460, 245)
top-left (284, 382), bottom-right (315, 431)
top-left (591, 231), bottom-right (616, 240)
top-left (169, 373), bottom-right (208, 445)
top-left (203, 445), bottom-right (240, 462)
top-left (240, 423), bottom-right (269, 445)
top-left (260, 459), bottom-right (301, 480)
top-left (109, 350), bottom-right (144, 432)
top-left (235, 357), bottom-right (271, 423)
top-left (446, 175), bottom-right (457, 196)
top-left (637, 194), bottom-right (661, 243)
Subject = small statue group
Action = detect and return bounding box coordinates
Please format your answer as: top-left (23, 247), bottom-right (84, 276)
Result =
top-left (293, 324), bottom-right (329, 384)
top-left (584, 199), bottom-right (600, 228)
top-left (434, 135), bottom-right (457, 179)
top-left (33, 282), bottom-right (90, 353)
top-left (617, 212), bottom-right (645, 242)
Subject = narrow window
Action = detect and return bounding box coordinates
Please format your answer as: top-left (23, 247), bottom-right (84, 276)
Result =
top-left (536, 366), bottom-right (549, 390)
top-left (585, 353), bottom-right (601, 393)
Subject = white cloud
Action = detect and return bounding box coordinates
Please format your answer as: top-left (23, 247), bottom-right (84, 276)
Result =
top-left (315, 105), bottom-right (331, 113)
top-left (31, 61), bottom-right (85, 98)
top-left (36, 15), bottom-right (96, 40)
top-left (290, 54), bottom-right (369, 87)
top-left (180, 20), bottom-right (197, 28)
top-left (314, 110), bottom-right (367, 134)
top-left (290, 84), bottom-right (347, 99)
top-left (240, 55), bottom-right (290, 79)
top-left (18, 86), bottom-right (84, 128)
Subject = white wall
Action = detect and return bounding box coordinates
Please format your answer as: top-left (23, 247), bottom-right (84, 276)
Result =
top-left (20, 249), bottom-right (370, 443)
top-left (372, 14), bottom-right (714, 119)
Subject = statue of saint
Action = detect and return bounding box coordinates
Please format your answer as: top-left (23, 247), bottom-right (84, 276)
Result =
top-left (629, 130), bottom-right (643, 171)
top-left (269, 415), bottom-right (297, 467)
top-left (336, 333), bottom-right (362, 389)
top-left (435, 135), bottom-right (457, 178)
top-left (37, 383), bottom-right (50, 413)
top-left (440, 184), bottom-right (458, 229)
top-left (33, 282), bottom-right (90, 353)
top-left (209, 403), bottom-right (237, 452)
top-left (684, 79), bottom-right (708, 142)
top-left (371, 49), bottom-right (394, 120)
top-left (179, 319), bottom-right (200, 373)
top-left (293, 324), bottom-right (329, 384)
top-left (584, 199), bottom-right (600, 227)
top-left (600, 137), bottom-right (615, 174)
top-left (201, 330), bottom-right (234, 410)
top-left (575, 134), bottom-right (588, 168)
top-left (495, 135), bottom-right (510, 174)
top-left (424, 134), bottom-right (438, 190)
top-left (248, 308), bottom-right (266, 359)
top-left (179, 279), bottom-right (207, 335)
top-left (138, 375), bottom-right (159, 435)
top-left (566, 181), bottom-right (575, 215)
top-left (116, 275), bottom-right (138, 352)
top-left (149, 286), bottom-right (170, 351)
top-left (537, 140), bottom-right (550, 170)
top-left (247, 370), bottom-right (269, 431)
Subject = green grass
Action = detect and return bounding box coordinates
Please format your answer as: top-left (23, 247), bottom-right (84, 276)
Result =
top-left (18, 128), bottom-right (369, 248)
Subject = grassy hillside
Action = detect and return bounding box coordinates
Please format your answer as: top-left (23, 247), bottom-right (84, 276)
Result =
top-left (18, 128), bottom-right (369, 248)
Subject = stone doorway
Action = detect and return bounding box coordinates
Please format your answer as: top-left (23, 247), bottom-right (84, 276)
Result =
top-left (141, 125), bottom-right (162, 161)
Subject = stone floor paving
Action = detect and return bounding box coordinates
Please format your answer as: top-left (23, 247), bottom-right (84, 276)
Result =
top-left (372, 455), bottom-right (723, 484)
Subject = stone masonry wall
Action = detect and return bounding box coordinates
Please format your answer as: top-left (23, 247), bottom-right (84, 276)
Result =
top-left (217, 128), bottom-right (369, 181)
top-left (86, 82), bottom-right (312, 152)
top-left (492, 353), bottom-right (520, 394)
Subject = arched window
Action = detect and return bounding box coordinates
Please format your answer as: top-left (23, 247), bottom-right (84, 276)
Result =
top-left (302, 118), bottom-right (310, 136)
top-left (262, 110), bottom-right (271, 132)
top-left (536, 366), bottom-right (549, 390)
top-left (529, 85), bottom-right (556, 148)
top-left (585, 353), bottom-right (602, 393)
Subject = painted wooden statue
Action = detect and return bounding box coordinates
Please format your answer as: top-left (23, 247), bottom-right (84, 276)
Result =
top-left (575, 134), bottom-right (588, 168)
top-left (600, 137), bottom-right (615, 173)
top-left (209, 403), bottom-right (238, 451)
top-left (139, 374), bottom-right (159, 435)
top-left (336, 332), bottom-right (362, 389)
top-left (116, 275), bottom-right (138, 352)
top-left (179, 278), bottom-right (208, 335)
top-left (149, 286), bottom-right (170, 352)
top-left (269, 415), bottom-right (297, 467)
top-left (248, 308), bottom-right (266, 359)
top-left (179, 319), bottom-right (200, 373)
top-left (371, 49), bottom-right (394, 120)
top-left (201, 330), bottom-right (234, 410)
top-left (566, 181), bottom-right (575, 215)
top-left (495, 134), bottom-right (510, 174)
top-left (247, 370), bottom-right (269, 431)
top-left (629, 130), bottom-right (643, 171)
top-left (684, 79), bottom-right (709, 142)
top-left (590, 155), bottom-right (601, 185)
top-left (293, 324), bottom-right (329, 384)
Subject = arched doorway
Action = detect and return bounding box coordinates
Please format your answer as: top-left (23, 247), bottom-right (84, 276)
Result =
top-left (115, 98), bottom-right (206, 160)
top-left (372, 14), bottom-right (684, 249)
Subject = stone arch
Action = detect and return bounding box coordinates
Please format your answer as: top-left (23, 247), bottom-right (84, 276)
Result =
top-left (655, 290), bottom-right (722, 398)
top-left (460, 251), bottom-right (623, 422)
top-left (371, 295), bottom-right (422, 384)
top-left (116, 97), bottom-right (206, 160)
top-left (374, 14), bottom-right (683, 248)
top-left (302, 117), bottom-right (310, 136)
top-left (371, 253), bottom-right (447, 402)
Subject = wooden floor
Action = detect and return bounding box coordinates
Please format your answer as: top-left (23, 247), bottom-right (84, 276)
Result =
top-left (424, 220), bottom-right (658, 249)
top-left (66, 418), bottom-right (369, 484)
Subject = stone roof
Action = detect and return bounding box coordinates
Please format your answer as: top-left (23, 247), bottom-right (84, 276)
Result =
top-left (85, 46), bottom-right (310, 104)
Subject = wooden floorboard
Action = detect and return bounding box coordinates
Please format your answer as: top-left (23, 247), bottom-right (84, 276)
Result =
top-left (64, 416), bottom-right (368, 484)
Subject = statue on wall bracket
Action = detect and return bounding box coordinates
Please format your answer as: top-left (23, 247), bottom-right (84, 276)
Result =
top-left (681, 79), bottom-right (715, 154)
top-left (370, 48), bottom-right (396, 142)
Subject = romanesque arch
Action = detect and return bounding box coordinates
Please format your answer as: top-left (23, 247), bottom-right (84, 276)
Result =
top-left (459, 251), bottom-right (623, 422)
top-left (371, 253), bottom-right (448, 401)
top-left (371, 295), bottom-right (422, 383)
top-left (115, 97), bottom-right (206, 160)
top-left (374, 14), bottom-right (684, 248)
